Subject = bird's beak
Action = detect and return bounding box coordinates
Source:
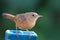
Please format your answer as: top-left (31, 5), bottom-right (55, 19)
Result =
top-left (38, 15), bottom-right (43, 18)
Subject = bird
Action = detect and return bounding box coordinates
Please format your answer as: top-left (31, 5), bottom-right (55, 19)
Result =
top-left (2, 12), bottom-right (43, 38)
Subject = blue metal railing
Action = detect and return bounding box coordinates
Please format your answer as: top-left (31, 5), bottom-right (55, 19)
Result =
top-left (5, 30), bottom-right (38, 40)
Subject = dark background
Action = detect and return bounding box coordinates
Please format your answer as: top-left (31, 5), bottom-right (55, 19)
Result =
top-left (0, 0), bottom-right (60, 40)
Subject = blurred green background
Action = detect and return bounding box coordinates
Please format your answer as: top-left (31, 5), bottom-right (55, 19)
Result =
top-left (0, 0), bottom-right (60, 40)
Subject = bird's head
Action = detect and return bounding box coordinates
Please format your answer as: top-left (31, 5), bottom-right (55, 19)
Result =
top-left (25, 12), bottom-right (43, 22)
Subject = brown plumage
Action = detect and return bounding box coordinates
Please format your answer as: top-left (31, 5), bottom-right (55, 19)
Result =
top-left (3, 13), bottom-right (15, 20)
top-left (3, 12), bottom-right (43, 37)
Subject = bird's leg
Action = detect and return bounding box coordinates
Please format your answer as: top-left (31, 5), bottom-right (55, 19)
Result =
top-left (16, 25), bottom-right (19, 38)
top-left (26, 29), bottom-right (31, 38)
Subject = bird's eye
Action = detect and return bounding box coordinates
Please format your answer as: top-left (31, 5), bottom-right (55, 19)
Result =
top-left (32, 14), bottom-right (34, 16)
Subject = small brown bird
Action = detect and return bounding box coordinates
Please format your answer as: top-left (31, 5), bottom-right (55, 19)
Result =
top-left (3, 12), bottom-right (43, 37)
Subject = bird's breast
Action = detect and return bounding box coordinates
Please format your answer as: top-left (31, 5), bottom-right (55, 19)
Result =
top-left (15, 19), bottom-right (35, 29)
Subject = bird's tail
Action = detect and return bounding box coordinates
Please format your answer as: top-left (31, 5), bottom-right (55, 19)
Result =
top-left (2, 13), bottom-right (15, 21)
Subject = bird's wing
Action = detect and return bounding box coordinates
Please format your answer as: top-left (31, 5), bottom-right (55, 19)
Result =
top-left (15, 14), bottom-right (26, 23)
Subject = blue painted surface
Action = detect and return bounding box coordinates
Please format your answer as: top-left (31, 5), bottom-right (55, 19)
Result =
top-left (5, 30), bottom-right (38, 40)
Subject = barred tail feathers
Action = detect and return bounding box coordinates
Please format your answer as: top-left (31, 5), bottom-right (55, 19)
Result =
top-left (2, 13), bottom-right (15, 21)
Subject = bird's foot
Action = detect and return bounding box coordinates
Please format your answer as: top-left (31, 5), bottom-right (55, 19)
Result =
top-left (28, 34), bottom-right (31, 39)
